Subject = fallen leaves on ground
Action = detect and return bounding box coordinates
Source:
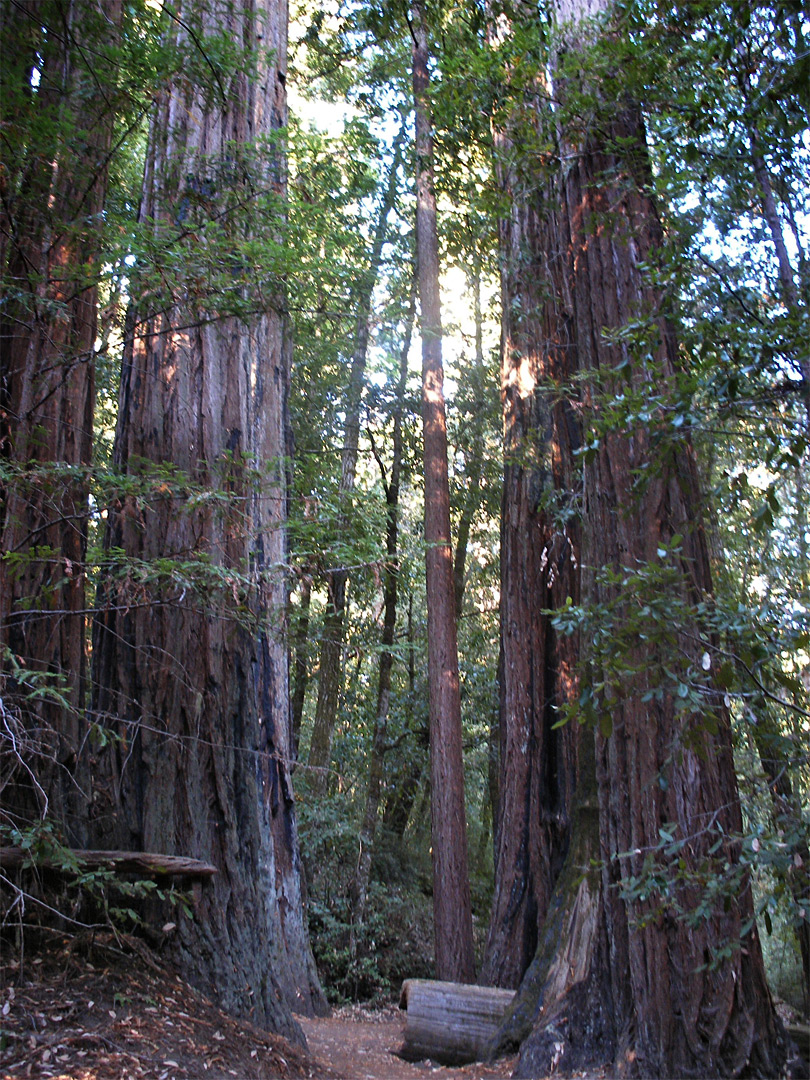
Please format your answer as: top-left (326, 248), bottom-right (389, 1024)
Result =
top-left (0, 932), bottom-right (312, 1080)
top-left (1, 935), bottom-right (528, 1080)
top-left (300, 1005), bottom-right (518, 1080)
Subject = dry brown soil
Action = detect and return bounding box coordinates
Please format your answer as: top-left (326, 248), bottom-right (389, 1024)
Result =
top-left (0, 935), bottom-right (517, 1080)
top-left (300, 1004), bottom-right (517, 1080)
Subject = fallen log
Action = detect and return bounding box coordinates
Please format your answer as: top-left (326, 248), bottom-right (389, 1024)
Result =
top-left (399, 978), bottom-right (515, 1065)
top-left (0, 847), bottom-right (218, 879)
top-left (786, 1023), bottom-right (809, 1064)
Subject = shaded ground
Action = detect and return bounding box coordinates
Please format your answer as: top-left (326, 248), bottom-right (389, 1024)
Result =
top-left (301, 1004), bottom-right (517, 1080)
top-left (0, 932), bottom-right (313, 1079)
top-left (0, 934), bottom-right (517, 1080)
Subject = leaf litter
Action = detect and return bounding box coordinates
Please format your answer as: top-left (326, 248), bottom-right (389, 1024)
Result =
top-left (0, 932), bottom-right (312, 1079)
top-left (0, 934), bottom-right (525, 1080)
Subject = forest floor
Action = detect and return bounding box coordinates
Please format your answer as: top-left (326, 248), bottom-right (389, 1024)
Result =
top-left (0, 933), bottom-right (517, 1080)
top-left (299, 1005), bottom-right (516, 1080)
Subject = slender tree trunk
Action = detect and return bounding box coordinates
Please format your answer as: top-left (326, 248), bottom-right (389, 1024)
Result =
top-left (306, 585), bottom-right (344, 792)
top-left (452, 263), bottom-right (488, 615)
top-left (382, 728), bottom-right (429, 842)
top-left (411, 0), bottom-right (476, 984)
top-left (487, 672), bottom-right (500, 865)
top-left (749, 134), bottom-right (801, 312)
top-left (0, 1), bottom-right (40, 276)
top-left (307, 128), bottom-right (405, 795)
top-left (0, 0), bottom-right (122, 838)
top-left (381, 592), bottom-right (429, 841)
top-left (88, 0), bottom-right (325, 1034)
top-left (747, 127), bottom-right (809, 420)
top-left (496, 2), bottom-right (794, 1073)
top-left (290, 571), bottom-right (312, 760)
top-left (350, 281), bottom-right (415, 945)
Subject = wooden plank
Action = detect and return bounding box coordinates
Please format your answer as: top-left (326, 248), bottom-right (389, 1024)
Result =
top-left (399, 978), bottom-right (515, 1065)
top-left (0, 847), bottom-right (218, 878)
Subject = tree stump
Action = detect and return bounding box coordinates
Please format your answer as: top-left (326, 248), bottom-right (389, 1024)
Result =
top-left (399, 979), bottom-right (515, 1065)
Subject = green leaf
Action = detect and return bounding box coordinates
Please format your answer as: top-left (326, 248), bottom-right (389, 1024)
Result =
top-left (716, 661), bottom-right (734, 690)
top-left (772, 669), bottom-right (802, 695)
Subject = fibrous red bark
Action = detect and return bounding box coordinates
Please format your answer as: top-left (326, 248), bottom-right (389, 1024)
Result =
top-left (89, 0), bottom-right (325, 1036)
top-left (411, 0), bottom-right (476, 984)
top-left (481, 8), bottom-right (580, 990)
top-left (492, 2), bottom-right (797, 1075)
top-left (560, 52), bottom-right (786, 1080)
top-left (0, 0), bottom-right (122, 837)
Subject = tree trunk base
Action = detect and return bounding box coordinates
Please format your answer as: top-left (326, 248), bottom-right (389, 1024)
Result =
top-left (512, 959), bottom-right (615, 1079)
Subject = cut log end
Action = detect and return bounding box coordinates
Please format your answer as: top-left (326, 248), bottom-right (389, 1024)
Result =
top-left (399, 979), bottom-right (515, 1066)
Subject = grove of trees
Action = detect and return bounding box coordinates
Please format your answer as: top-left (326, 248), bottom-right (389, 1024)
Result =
top-left (1, 0), bottom-right (808, 1076)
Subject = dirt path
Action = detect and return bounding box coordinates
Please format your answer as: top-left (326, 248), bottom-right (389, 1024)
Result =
top-left (1, 940), bottom-right (519, 1080)
top-left (299, 1005), bottom-right (517, 1080)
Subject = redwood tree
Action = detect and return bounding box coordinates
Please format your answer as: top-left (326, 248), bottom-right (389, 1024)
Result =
top-left (89, 0), bottom-right (325, 1035)
top-left (411, 0), bottom-right (476, 984)
top-left (0, 0), bottom-right (122, 836)
top-left (493, 0), bottom-right (794, 1074)
top-left (481, 5), bottom-right (581, 990)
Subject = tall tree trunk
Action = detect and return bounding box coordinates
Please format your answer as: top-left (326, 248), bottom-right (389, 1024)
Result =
top-left (411, 0), bottom-right (476, 984)
top-left (752, 719), bottom-right (810, 1017)
top-left (88, 0), bottom-right (325, 1035)
top-left (349, 280), bottom-right (415, 944)
top-left (495, 729), bottom-right (611, 1073)
top-left (739, 61), bottom-right (809, 1003)
top-left (746, 124), bottom-right (809, 420)
top-left (306, 128), bottom-right (405, 796)
top-left (0, 0), bottom-right (121, 838)
top-left (381, 593), bottom-right (429, 841)
top-left (0, 0), bottom-right (40, 276)
top-left (496, 2), bottom-right (794, 1074)
top-left (290, 571), bottom-right (312, 760)
top-left (452, 262), bottom-right (488, 616)
top-left (481, 6), bottom-right (580, 990)
top-left (574, 78), bottom-right (785, 1080)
